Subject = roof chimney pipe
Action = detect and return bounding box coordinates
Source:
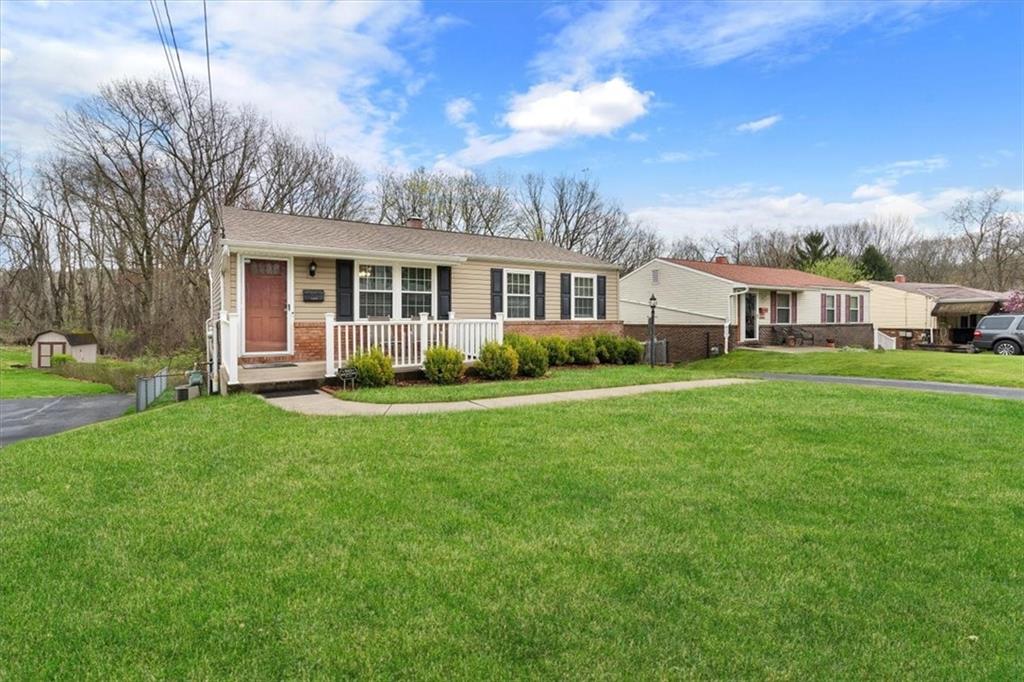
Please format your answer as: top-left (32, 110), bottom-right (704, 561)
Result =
top-left (713, 256), bottom-right (729, 264)
top-left (405, 216), bottom-right (423, 229)
top-left (894, 274), bottom-right (907, 283)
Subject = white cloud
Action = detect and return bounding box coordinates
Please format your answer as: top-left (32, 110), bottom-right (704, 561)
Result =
top-left (445, 97), bottom-right (474, 125)
top-left (626, 131), bottom-right (648, 142)
top-left (447, 77), bottom-right (651, 166)
top-left (630, 183), bottom-right (1020, 240)
top-left (644, 150), bottom-right (715, 164)
top-left (736, 114), bottom-right (782, 133)
top-left (0, 0), bottom-right (445, 168)
top-left (862, 155), bottom-right (949, 180)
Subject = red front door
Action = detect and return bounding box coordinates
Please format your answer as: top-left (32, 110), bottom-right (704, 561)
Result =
top-left (245, 259), bottom-right (288, 353)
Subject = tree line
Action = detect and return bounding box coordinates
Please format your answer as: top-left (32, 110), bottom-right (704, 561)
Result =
top-left (2, 76), bottom-right (1021, 354)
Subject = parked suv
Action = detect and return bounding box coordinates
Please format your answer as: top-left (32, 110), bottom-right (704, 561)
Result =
top-left (972, 314), bottom-right (1024, 355)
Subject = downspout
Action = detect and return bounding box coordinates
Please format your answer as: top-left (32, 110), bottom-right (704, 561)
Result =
top-left (725, 286), bottom-right (749, 354)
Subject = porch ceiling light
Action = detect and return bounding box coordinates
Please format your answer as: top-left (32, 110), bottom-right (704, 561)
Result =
top-left (308, 260), bottom-right (318, 278)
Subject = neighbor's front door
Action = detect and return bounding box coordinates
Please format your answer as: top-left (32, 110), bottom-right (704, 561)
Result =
top-left (245, 258), bottom-right (288, 353)
top-left (744, 292), bottom-right (758, 341)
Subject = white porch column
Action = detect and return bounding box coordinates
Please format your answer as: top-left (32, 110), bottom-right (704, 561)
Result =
top-left (418, 312), bottom-right (430, 365)
top-left (494, 312), bottom-right (504, 343)
top-left (223, 311), bottom-right (240, 384)
top-left (324, 313), bottom-right (335, 377)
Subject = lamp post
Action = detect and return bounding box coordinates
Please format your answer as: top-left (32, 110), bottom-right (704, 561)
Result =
top-left (648, 293), bottom-right (657, 368)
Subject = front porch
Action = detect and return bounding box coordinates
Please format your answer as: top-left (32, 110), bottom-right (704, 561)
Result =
top-left (216, 312), bottom-right (504, 389)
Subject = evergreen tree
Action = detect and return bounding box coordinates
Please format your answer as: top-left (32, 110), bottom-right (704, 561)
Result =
top-left (794, 231), bottom-right (836, 268)
top-left (859, 245), bottom-right (894, 281)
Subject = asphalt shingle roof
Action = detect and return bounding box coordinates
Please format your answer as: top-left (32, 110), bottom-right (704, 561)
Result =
top-left (868, 280), bottom-right (1005, 301)
top-left (665, 259), bottom-right (868, 290)
top-left (220, 206), bottom-right (618, 269)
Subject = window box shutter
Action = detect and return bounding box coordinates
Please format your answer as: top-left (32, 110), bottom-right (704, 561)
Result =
top-left (490, 268), bottom-right (503, 318)
top-left (560, 273), bottom-right (571, 319)
top-left (437, 266), bottom-right (452, 320)
top-left (859, 295), bottom-right (865, 322)
top-left (820, 293), bottom-right (826, 323)
top-left (770, 291), bottom-right (777, 324)
top-left (336, 259), bottom-right (354, 321)
top-left (597, 275), bottom-right (607, 320)
top-left (534, 271), bottom-right (546, 320)
top-left (792, 294), bottom-right (798, 324)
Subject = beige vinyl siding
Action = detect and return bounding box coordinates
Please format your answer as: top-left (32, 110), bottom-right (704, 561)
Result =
top-left (293, 257), bottom-right (335, 320)
top-left (621, 300), bottom-right (723, 325)
top-left (620, 260), bottom-right (735, 324)
top-left (794, 289), bottom-right (870, 325)
top-left (451, 259), bottom-right (619, 321)
top-left (209, 248), bottom-right (225, 317)
top-left (860, 282), bottom-right (933, 329)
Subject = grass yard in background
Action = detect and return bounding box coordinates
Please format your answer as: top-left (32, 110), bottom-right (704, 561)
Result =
top-left (0, 346), bottom-right (115, 399)
top-left (2, 384), bottom-right (1021, 678)
top-left (687, 348), bottom-right (1024, 387)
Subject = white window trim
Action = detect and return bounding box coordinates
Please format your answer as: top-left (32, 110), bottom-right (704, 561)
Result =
top-left (354, 260), bottom-right (438, 321)
top-left (237, 253), bottom-right (294, 357)
top-left (571, 273), bottom-right (597, 320)
top-left (825, 294), bottom-right (837, 324)
top-left (776, 291), bottom-right (792, 324)
top-left (503, 268), bottom-right (534, 320)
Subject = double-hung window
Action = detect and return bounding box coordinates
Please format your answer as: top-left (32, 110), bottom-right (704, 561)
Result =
top-left (505, 270), bottom-right (533, 319)
top-left (776, 292), bottom-right (792, 324)
top-left (401, 267), bottom-right (432, 318)
top-left (573, 274), bottom-right (596, 319)
top-left (848, 295), bottom-right (860, 323)
top-left (359, 265), bottom-right (393, 318)
top-left (824, 294), bottom-right (837, 323)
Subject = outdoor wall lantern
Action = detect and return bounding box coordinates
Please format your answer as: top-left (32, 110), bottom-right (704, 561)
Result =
top-left (308, 260), bottom-right (317, 278)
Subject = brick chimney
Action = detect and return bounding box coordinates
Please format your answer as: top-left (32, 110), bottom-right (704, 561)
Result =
top-left (894, 274), bottom-right (907, 283)
top-left (405, 216), bottom-right (423, 229)
top-left (713, 256), bottom-right (729, 264)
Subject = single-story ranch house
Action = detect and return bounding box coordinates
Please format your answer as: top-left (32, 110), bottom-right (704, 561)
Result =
top-left (207, 207), bottom-right (621, 391)
top-left (619, 257), bottom-right (872, 362)
top-left (860, 275), bottom-right (1007, 347)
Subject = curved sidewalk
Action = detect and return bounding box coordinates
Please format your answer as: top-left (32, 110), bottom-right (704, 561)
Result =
top-left (261, 378), bottom-right (753, 416)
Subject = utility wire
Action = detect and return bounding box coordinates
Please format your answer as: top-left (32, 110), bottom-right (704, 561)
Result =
top-left (203, 0), bottom-right (222, 237)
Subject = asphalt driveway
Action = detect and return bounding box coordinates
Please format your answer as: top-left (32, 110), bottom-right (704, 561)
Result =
top-left (0, 394), bottom-right (135, 447)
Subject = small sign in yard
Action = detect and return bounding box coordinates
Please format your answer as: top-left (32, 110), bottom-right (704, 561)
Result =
top-left (337, 367), bottom-right (358, 390)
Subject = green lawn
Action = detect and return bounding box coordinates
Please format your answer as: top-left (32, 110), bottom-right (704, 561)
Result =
top-left (0, 346), bottom-right (115, 399)
top-left (688, 348), bottom-right (1024, 388)
top-left (344, 363), bottom-right (693, 403)
top-left (2, 385), bottom-right (1022, 678)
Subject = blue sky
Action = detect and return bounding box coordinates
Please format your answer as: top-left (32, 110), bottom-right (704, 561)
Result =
top-left (1, 0), bottom-right (1021, 239)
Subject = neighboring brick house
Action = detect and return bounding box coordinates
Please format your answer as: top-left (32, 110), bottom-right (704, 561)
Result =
top-left (620, 257), bottom-right (872, 362)
top-left (208, 207), bottom-right (622, 390)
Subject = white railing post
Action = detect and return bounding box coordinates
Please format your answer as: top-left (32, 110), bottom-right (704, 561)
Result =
top-left (222, 311), bottom-right (240, 385)
top-left (419, 312), bottom-right (430, 365)
top-left (494, 312), bottom-right (504, 344)
top-left (324, 313), bottom-right (335, 377)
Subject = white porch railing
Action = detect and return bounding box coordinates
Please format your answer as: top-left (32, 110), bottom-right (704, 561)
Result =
top-left (219, 311), bottom-right (240, 385)
top-left (875, 329), bottom-right (897, 350)
top-left (325, 312), bottom-right (504, 376)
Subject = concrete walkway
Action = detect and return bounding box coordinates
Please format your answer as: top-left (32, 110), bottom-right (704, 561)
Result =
top-left (262, 378), bottom-right (753, 416)
top-left (754, 373), bottom-right (1024, 401)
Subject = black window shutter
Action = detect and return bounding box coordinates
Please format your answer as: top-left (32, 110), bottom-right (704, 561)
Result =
top-left (534, 271), bottom-right (546, 320)
top-left (490, 268), bottom-right (503, 318)
top-left (336, 259), bottom-right (354, 321)
top-left (437, 266), bottom-right (452, 320)
top-left (560, 273), bottom-right (571, 319)
top-left (596, 275), bottom-right (607, 320)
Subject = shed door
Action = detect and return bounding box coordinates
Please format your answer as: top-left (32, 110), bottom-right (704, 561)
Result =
top-left (38, 342), bottom-right (66, 368)
top-left (245, 259), bottom-right (288, 353)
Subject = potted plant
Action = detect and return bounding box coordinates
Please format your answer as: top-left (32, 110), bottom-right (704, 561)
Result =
top-left (785, 335), bottom-right (797, 347)
top-left (825, 337), bottom-right (836, 348)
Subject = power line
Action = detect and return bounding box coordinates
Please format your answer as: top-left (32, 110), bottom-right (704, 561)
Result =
top-left (203, 0), bottom-right (221, 237)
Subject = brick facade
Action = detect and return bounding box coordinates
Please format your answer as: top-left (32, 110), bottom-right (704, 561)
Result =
top-left (242, 321), bottom-right (325, 364)
top-left (624, 324), bottom-right (726, 363)
top-left (754, 323), bottom-right (873, 348)
top-left (505, 320), bottom-right (624, 340)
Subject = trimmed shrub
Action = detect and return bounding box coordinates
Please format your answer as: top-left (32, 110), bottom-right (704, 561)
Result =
top-left (50, 353), bottom-right (75, 368)
top-left (540, 335), bottom-right (571, 366)
top-left (478, 341), bottom-right (519, 380)
top-left (513, 337), bottom-right (549, 377)
top-left (423, 345), bottom-right (465, 384)
top-left (568, 336), bottom-right (598, 365)
top-left (617, 337), bottom-right (645, 364)
top-left (347, 347), bottom-right (395, 388)
top-left (503, 332), bottom-right (530, 350)
top-left (592, 333), bottom-right (622, 364)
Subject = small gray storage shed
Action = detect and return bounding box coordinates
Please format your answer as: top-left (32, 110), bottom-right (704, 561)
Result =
top-left (31, 330), bottom-right (99, 368)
